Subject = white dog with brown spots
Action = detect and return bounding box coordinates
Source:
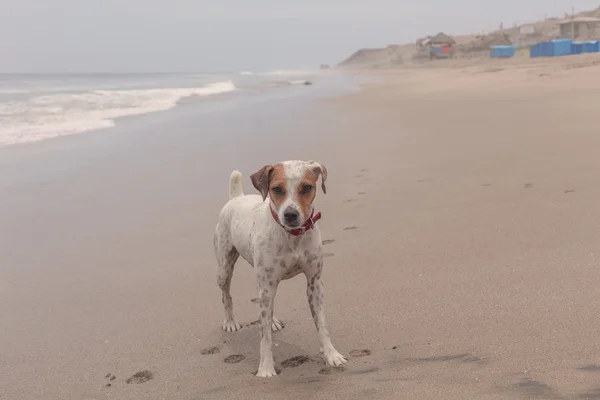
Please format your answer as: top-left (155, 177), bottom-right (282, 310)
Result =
top-left (213, 160), bottom-right (347, 377)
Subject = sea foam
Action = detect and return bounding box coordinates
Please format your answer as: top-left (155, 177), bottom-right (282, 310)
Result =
top-left (0, 80), bottom-right (236, 146)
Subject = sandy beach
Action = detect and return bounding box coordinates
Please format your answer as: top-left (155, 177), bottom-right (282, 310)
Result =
top-left (3, 54), bottom-right (600, 399)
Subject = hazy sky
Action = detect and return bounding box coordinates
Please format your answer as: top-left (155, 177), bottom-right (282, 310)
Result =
top-left (1, 0), bottom-right (598, 73)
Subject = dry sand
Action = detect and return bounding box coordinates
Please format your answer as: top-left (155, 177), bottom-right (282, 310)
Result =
top-left (3, 54), bottom-right (600, 399)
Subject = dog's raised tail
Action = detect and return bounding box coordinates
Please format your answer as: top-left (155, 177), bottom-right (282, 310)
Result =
top-left (229, 170), bottom-right (245, 199)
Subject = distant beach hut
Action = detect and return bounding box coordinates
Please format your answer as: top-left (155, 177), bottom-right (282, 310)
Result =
top-left (571, 40), bottom-right (600, 54)
top-left (428, 32), bottom-right (456, 59)
top-left (490, 45), bottom-right (516, 58)
top-left (530, 39), bottom-right (574, 58)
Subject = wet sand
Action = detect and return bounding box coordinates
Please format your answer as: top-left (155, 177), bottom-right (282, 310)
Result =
top-left (3, 55), bottom-right (600, 399)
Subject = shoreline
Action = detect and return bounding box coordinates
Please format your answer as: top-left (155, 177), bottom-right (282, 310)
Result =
top-left (0, 70), bottom-right (360, 149)
top-left (0, 71), bottom-right (361, 169)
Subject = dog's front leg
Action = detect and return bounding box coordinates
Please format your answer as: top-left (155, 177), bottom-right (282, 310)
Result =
top-left (256, 280), bottom-right (279, 377)
top-left (307, 272), bottom-right (348, 367)
top-left (255, 281), bottom-right (285, 332)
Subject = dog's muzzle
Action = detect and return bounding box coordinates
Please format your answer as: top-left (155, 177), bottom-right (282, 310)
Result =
top-left (270, 205), bottom-right (321, 236)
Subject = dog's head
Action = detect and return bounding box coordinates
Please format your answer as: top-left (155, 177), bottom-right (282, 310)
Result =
top-left (250, 160), bottom-right (327, 229)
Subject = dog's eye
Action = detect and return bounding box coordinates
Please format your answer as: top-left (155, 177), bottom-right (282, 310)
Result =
top-left (272, 186), bottom-right (284, 195)
top-left (301, 184), bottom-right (313, 194)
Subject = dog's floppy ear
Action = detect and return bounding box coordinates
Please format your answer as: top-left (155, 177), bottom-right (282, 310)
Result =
top-left (250, 165), bottom-right (274, 201)
top-left (308, 161), bottom-right (328, 194)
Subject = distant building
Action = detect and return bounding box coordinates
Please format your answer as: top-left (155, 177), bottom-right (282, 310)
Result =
top-left (429, 32), bottom-right (456, 47)
top-left (428, 32), bottom-right (456, 59)
top-left (558, 17), bottom-right (600, 39)
top-left (519, 25), bottom-right (535, 35)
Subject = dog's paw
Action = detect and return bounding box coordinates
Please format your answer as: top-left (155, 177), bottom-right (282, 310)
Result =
top-left (271, 317), bottom-right (285, 332)
top-left (256, 366), bottom-right (278, 378)
top-left (323, 349), bottom-right (348, 367)
top-left (222, 320), bottom-right (241, 332)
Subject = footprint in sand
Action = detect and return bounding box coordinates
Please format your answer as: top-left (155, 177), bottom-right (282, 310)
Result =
top-left (126, 370), bottom-right (154, 384)
top-left (318, 366), bottom-right (346, 375)
top-left (514, 379), bottom-right (558, 398)
top-left (224, 354), bottom-right (245, 364)
top-left (322, 239), bottom-right (336, 245)
top-left (358, 191), bottom-right (367, 195)
top-left (524, 183), bottom-right (534, 189)
top-left (281, 355), bottom-right (311, 368)
top-left (351, 366), bottom-right (379, 375)
top-left (200, 346), bottom-right (221, 355)
top-left (564, 189), bottom-right (576, 194)
top-left (578, 364), bottom-right (600, 371)
top-left (250, 298), bottom-right (259, 303)
top-left (104, 373), bottom-right (116, 388)
top-left (343, 226), bottom-right (358, 231)
top-left (349, 349), bottom-right (372, 358)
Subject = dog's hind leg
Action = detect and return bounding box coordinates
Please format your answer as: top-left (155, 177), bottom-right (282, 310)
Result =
top-left (271, 316), bottom-right (284, 332)
top-left (214, 227), bottom-right (241, 332)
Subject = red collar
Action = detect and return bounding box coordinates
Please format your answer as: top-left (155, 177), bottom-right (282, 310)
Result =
top-left (270, 205), bottom-right (322, 236)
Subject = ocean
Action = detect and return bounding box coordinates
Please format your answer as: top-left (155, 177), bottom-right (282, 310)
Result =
top-left (0, 70), bottom-right (351, 147)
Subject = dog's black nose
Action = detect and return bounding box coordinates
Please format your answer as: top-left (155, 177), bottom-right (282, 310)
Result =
top-left (284, 210), bottom-right (299, 223)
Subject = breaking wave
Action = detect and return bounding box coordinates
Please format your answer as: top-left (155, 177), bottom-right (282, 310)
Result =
top-left (0, 80), bottom-right (236, 146)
